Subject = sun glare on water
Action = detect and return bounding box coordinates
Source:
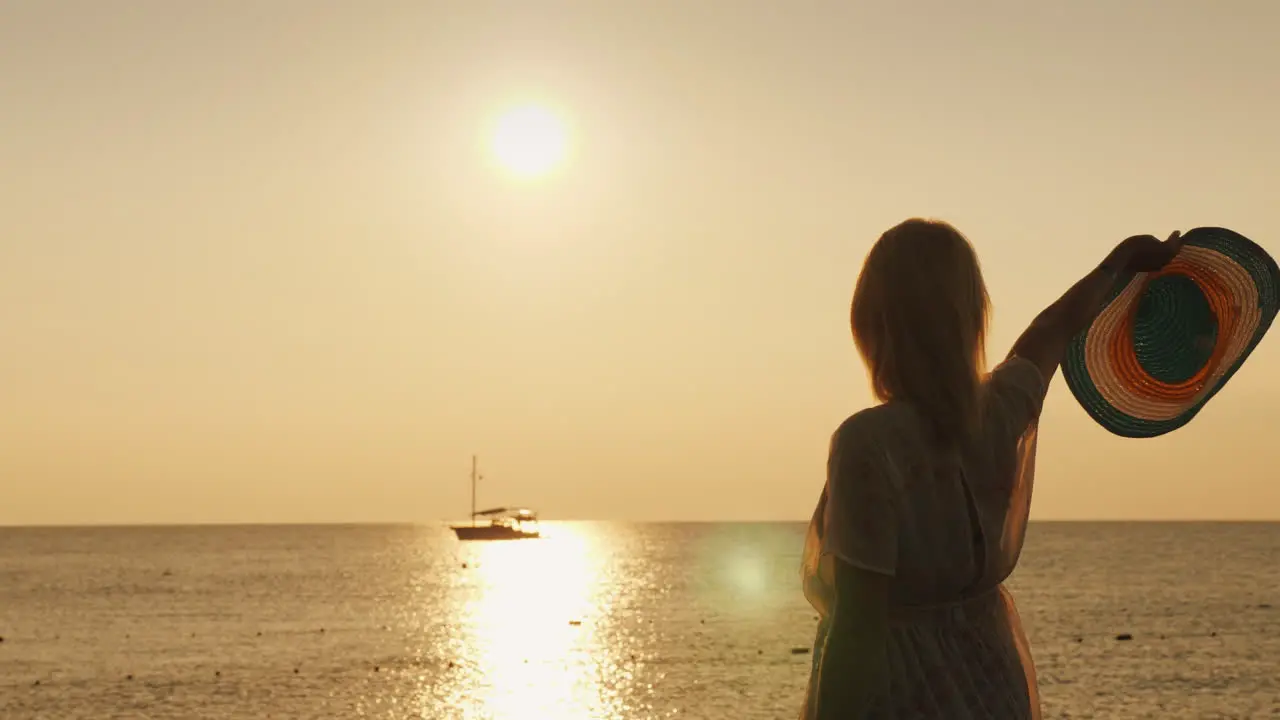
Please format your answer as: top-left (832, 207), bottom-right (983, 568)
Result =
top-left (488, 104), bottom-right (570, 180)
top-left (440, 525), bottom-right (628, 718)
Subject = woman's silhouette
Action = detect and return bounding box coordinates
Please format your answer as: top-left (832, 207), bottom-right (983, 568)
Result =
top-left (800, 219), bottom-right (1183, 719)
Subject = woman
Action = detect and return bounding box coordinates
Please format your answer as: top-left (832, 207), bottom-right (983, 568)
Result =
top-left (800, 220), bottom-right (1184, 719)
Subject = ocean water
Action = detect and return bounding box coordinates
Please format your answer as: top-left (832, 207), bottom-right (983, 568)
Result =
top-left (0, 522), bottom-right (1277, 719)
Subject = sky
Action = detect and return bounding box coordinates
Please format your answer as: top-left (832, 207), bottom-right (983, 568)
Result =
top-left (3, 0), bottom-right (1279, 525)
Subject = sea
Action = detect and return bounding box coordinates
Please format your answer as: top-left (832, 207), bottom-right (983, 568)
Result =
top-left (1, 522), bottom-right (1277, 720)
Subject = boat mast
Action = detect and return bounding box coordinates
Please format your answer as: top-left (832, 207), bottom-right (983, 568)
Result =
top-left (471, 455), bottom-right (478, 527)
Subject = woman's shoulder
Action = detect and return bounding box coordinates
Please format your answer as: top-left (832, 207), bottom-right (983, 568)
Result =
top-left (982, 355), bottom-right (1050, 430)
top-left (828, 406), bottom-right (920, 496)
top-left (831, 404), bottom-right (922, 453)
top-left (986, 355), bottom-right (1048, 396)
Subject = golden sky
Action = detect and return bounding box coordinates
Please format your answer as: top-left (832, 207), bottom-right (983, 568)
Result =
top-left (3, 1), bottom-right (1279, 525)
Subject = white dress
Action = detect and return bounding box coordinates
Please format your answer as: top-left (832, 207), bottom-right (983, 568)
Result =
top-left (800, 357), bottom-right (1047, 719)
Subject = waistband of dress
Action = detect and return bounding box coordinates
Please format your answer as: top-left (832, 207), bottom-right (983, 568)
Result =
top-left (886, 585), bottom-right (1001, 626)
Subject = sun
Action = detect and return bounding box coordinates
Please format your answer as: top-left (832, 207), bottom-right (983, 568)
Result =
top-left (488, 104), bottom-right (569, 180)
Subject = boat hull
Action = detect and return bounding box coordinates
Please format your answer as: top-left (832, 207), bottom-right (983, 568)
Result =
top-left (452, 524), bottom-right (540, 541)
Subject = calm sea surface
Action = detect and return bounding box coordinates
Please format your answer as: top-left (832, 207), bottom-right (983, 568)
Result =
top-left (1, 522), bottom-right (1277, 719)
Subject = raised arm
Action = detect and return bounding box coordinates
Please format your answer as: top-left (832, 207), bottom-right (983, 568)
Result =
top-left (1008, 231), bottom-right (1185, 383)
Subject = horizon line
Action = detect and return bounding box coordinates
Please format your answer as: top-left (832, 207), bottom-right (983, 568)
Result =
top-left (3, 518), bottom-right (1279, 530)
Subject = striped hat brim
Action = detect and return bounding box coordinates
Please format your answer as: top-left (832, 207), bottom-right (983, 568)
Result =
top-left (1062, 227), bottom-right (1280, 438)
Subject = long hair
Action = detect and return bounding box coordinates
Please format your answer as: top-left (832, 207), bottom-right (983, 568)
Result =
top-left (851, 218), bottom-right (990, 446)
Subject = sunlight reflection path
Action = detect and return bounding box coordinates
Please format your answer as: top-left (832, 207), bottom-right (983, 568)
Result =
top-left (446, 524), bottom-right (627, 720)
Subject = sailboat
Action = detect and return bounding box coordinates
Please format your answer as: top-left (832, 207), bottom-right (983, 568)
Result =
top-left (450, 456), bottom-right (540, 541)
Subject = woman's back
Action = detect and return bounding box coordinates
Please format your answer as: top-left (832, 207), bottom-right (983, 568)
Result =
top-left (800, 357), bottom-right (1046, 719)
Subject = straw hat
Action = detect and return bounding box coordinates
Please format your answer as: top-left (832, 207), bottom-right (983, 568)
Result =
top-left (1062, 227), bottom-right (1279, 438)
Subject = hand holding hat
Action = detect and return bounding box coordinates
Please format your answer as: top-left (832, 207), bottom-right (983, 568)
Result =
top-left (1063, 227), bottom-right (1279, 438)
top-left (1115, 231), bottom-right (1186, 273)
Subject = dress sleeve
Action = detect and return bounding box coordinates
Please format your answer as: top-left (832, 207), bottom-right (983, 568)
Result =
top-left (986, 356), bottom-right (1049, 437)
top-left (980, 356), bottom-right (1048, 585)
top-left (822, 414), bottom-right (902, 577)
